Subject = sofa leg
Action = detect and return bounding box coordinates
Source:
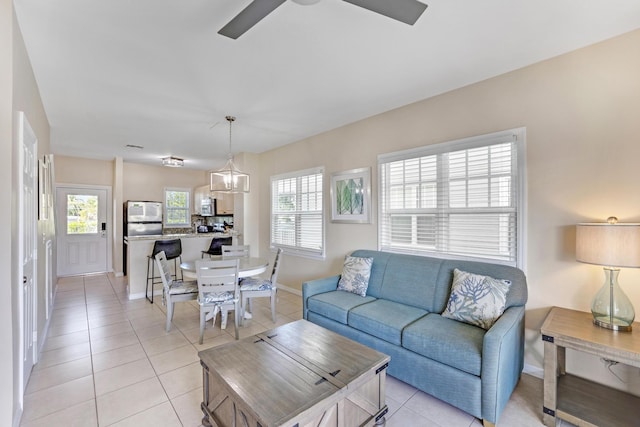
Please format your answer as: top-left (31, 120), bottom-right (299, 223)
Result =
top-left (483, 420), bottom-right (496, 427)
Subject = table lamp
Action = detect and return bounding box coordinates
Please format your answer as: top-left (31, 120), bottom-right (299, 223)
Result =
top-left (576, 217), bottom-right (640, 331)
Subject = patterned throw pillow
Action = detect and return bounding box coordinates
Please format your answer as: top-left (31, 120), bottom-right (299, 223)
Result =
top-left (442, 269), bottom-right (511, 330)
top-left (337, 256), bottom-right (373, 297)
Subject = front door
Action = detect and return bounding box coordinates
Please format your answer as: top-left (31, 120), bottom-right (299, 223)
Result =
top-left (56, 186), bottom-right (109, 275)
top-left (17, 112), bottom-right (38, 393)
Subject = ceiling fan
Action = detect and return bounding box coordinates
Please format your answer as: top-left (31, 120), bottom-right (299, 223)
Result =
top-left (218, 0), bottom-right (428, 39)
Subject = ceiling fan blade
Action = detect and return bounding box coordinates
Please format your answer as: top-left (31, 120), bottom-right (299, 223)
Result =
top-left (218, 0), bottom-right (287, 39)
top-left (342, 0), bottom-right (427, 25)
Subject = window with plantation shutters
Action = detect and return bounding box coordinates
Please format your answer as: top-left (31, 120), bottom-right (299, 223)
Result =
top-left (378, 129), bottom-right (526, 268)
top-left (271, 167), bottom-right (325, 259)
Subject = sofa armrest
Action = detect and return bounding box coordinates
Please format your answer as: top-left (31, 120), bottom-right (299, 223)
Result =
top-left (481, 305), bottom-right (526, 424)
top-left (302, 275), bottom-right (340, 319)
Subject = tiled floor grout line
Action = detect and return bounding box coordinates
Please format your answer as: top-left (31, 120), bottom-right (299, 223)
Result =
top-left (95, 275), bottom-right (166, 427)
top-left (96, 273), bottom-right (207, 426)
top-left (83, 276), bottom-right (102, 427)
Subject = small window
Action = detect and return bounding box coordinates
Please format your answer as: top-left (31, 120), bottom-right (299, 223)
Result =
top-left (379, 128), bottom-right (526, 268)
top-left (66, 194), bottom-right (98, 234)
top-left (164, 188), bottom-right (191, 228)
top-left (271, 167), bottom-right (324, 259)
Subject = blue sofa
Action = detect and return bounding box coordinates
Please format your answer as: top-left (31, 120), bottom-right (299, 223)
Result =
top-left (302, 250), bottom-right (528, 427)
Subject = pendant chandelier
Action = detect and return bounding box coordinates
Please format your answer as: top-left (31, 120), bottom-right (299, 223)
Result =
top-left (210, 116), bottom-right (250, 193)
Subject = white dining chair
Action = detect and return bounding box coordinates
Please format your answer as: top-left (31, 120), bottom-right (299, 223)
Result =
top-left (155, 251), bottom-right (198, 332)
top-left (221, 244), bottom-right (250, 258)
top-left (195, 258), bottom-right (241, 343)
top-left (240, 248), bottom-right (283, 325)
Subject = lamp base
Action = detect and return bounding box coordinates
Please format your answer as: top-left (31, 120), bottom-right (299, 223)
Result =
top-left (590, 267), bottom-right (635, 333)
top-left (593, 317), bottom-right (632, 332)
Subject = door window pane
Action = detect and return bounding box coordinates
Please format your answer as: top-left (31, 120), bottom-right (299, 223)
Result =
top-left (67, 195), bottom-right (98, 234)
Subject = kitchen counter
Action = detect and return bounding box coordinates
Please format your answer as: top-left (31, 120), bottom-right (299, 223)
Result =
top-left (125, 232), bottom-right (233, 242)
top-left (125, 233), bottom-right (237, 300)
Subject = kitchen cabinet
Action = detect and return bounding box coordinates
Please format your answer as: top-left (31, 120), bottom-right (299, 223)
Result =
top-left (193, 185), bottom-right (211, 215)
top-left (215, 193), bottom-right (234, 215)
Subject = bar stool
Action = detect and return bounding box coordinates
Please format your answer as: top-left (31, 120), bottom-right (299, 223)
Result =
top-left (146, 239), bottom-right (182, 303)
top-left (201, 236), bottom-right (232, 258)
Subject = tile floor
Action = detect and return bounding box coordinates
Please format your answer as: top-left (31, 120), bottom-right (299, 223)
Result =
top-left (20, 272), bottom-right (558, 427)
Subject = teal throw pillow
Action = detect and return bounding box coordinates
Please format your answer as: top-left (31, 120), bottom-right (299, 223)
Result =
top-left (442, 268), bottom-right (511, 330)
top-left (337, 256), bottom-right (373, 297)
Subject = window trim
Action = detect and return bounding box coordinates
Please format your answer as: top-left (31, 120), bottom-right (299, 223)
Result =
top-left (270, 166), bottom-right (326, 260)
top-left (377, 128), bottom-right (527, 270)
top-left (164, 187), bottom-right (191, 228)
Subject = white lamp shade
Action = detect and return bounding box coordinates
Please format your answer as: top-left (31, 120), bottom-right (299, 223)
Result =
top-left (576, 223), bottom-right (640, 268)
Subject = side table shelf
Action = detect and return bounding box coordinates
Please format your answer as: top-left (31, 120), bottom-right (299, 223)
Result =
top-left (541, 306), bottom-right (640, 427)
top-left (556, 374), bottom-right (640, 426)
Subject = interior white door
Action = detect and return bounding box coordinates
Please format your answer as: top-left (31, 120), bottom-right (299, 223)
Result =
top-left (17, 111), bottom-right (38, 392)
top-left (56, 187), bottom-right (108, 275)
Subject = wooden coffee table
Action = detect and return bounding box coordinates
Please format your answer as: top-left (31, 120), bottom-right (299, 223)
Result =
top-left (198, 319), bottom-right (390, 427)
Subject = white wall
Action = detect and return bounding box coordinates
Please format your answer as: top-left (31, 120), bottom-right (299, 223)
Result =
top-left (254, 28), bottom-right (640, 394)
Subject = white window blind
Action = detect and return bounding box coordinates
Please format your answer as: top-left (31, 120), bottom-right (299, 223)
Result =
top-left (379, 129), bottom-right (525, 267)
top-left (271, 167), bottom-right (325, 259)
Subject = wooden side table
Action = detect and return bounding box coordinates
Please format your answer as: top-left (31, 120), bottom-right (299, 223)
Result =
top-left (541, 306), bottom-right (640, 426)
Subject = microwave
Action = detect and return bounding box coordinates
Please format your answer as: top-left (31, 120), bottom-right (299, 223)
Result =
top-left (201, 198), bottom-right (213, 216)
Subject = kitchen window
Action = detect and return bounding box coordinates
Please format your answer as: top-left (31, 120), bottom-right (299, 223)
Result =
top-left (378, 128), bottom-right (526, 268)
top-left (164, 188), bottom-right (191, 228)
top-left (271, 167), bottom-right (325, 259)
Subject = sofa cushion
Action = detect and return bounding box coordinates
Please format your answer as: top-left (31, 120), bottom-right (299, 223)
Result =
top-left (403, 314), bottom-right (485, 376)
top-left (440, 260), bottom-right (527, 312)
top-left (348, 299), bottom-right (428, 346)
top-left (337, 256), bottom-right (373, 297)
top-left (379, 255), bottom-right (446, 312)
top-left (442, 269), bottom-right (511, 330)
top-left (307, 291), bottom-right (376, 324)
top-left (350, 250), bottom-right (392, 297)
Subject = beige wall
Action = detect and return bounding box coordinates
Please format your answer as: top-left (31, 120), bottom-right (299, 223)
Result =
top-left (4, 4), bottom-right (53, 425)
top-left (123, 162), bottom-right (208, 203)
top-left (255, 29), bottom-right (640, 392)
top-left (13, 0), bottom-right (54, 359)
top-left (55, 155), bottom-right (114, 186)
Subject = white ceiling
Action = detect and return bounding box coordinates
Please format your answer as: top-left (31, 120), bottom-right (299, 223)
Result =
top-left (14, 0), bottom-right (640, 170)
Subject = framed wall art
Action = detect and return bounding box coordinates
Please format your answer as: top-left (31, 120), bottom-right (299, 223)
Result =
top-left (330, 167), bottom-right (371, 223)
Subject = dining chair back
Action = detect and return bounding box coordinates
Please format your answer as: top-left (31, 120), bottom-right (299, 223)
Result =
top-left (221, 244), bottom-right (250, 258)
top-left (195, 258), bottom-right (241, 343)
top-left (201, 236), bottom-right (233, 258)
top-left (239, 248), bottom-right (284, 325)
top-left (155, 251), bottom-right (198, 332)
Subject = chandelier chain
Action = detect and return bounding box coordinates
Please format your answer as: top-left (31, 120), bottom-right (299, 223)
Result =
top-left (226, 115), bottom-right (235, 158)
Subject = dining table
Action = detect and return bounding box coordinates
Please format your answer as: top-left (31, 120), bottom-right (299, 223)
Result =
top-left (181, 256), bottom-right (269, 325)
top-left (180, 256), bottom-right (269, 280)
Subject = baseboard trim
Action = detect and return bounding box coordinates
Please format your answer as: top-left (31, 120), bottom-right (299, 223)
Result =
top-left (128, 290), bottom-right (162, 300)
top-left (523, 363), bottom-right (543, 379)
top-left (278, 284), bottom-right (301, 296)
